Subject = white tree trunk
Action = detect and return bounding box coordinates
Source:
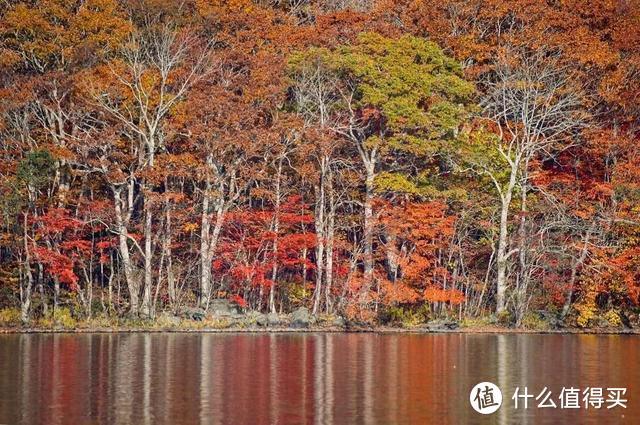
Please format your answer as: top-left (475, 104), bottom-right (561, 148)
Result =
top-left (324, 163), bottom-right (335, 314)
top-left (361, 164), bottom-right (375, 295)
top-left (20, 214), bottom-right (33, 323)
top-left (140, 204), bottom-right (153, 317)
top-left (313, 157), bottom-right (328, 314)
top-left (113, 186), bottom-right (139, 316)
top-left (495, 163), bottom-right (518, 315)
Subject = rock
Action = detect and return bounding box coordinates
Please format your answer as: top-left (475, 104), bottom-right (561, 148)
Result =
top-left (267, 312), bottom-right (281, 326)
top-left (158, 312), bottom-right (181, 326)
top-left (254, 313), bottom-right (268, 327)
top-left (596, 318), bottom-right (608, 328)
top-left (180, 307), bottom-right (206, 321)
top-left (291, 307), bottom-right (312, 329)
top-left (333, 316), bottom-right (346, 328)
top-left (209, 299), bottom-right (240, 317)
top-left (426, 319), bottom-right (459, 331)
top-left (343, 319), bottom-right (374, 331)
top-left (537, 310), bottom-right (563, 329)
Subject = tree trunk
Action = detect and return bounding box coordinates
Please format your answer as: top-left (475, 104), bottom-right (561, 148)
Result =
top-left (384, 232), bottom-right (399, 282)
top-left (106, 255), bottom-right (114, 315)
top-left (324, 163), bottom-right (335, 314)
top-left (495, 162), bottom-right (518, 315)
top-left (113, 186), bottom-right (139, 316)
top-left (164, 195), bottom-right (176, 306)
top-left (269, 157), bottom-right (284, 314)
top-left (362, 164), bottom-right (375, 295)
top-left (312, 157), bottom-right (327, 315)
top-left (200, 177), bottom-right (213, 309)
top-left (53, 277), bottom-right (60, 312)
top-left (514, 166), bottom-right (530, 326)
top-left (200, 183), bottom-right (226, 310)
top-left (562, 226), bottom-right (593, 318)
top-left (140, 203), bottom-right (153, 318)
top-left (20, 214), bottom-right (33, 324)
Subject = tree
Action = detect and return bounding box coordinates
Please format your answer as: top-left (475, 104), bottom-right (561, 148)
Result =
top-left (87, 23), bottom-right (215, 316)
top-left (472, 48), bottom-right (587, 317)
top-left (0, 0), bottom-right (638, 327)
top-left (291, 32), bottom-right (474, 310)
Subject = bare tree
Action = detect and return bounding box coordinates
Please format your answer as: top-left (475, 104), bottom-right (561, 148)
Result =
top-left (92, 23), bottom-right (215, 316)
top-left (290, 57), bottom-right (345, 314)
top-left (479, 48), bottom-right (587, 316)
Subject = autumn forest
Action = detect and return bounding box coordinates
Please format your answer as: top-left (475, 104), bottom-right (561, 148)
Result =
top-left (0, 0), bottom-right (639, 330)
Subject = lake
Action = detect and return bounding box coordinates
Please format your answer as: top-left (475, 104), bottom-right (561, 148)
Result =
top-left (0, 333), bottom-right (638, 424)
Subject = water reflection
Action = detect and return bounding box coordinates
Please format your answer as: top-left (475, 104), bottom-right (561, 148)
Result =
top-left (0, 333), bottom-right (638, 424)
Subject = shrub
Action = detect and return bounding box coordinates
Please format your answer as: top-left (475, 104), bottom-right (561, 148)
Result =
top-left (603, 309), bottom-right (622, 327)
top-left (496, 309), bottom-right (514, 327)
top-left (575, 298), bottom-right (597, 328)
top-left (460, 316), bottom-right (493, 328)
top-left (54, 307), bottom-right (77, 328)
top-left (36, 307), bottom-right (78, 329)
top-left (520, 312), bottom-right (550, 330)
top-left (382, 305), bottom-right (428, 327)
top-left (0, 308), bottom-right (22, 327)
top-left (285, 283), bottom-right (310, 309)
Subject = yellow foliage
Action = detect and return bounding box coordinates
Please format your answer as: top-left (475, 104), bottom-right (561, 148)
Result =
top-left (575, 297), bottom-right (597, 328)
top-left (37, 307), bottom-right (77, 329)
top-left (0, 308), bottom-right (22, 326)
top-left (603, 309), bottom-right (622, 327)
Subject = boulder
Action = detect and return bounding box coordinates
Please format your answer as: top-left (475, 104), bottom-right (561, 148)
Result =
top-left (291, 307), bottom-right (313, 329)
top-left (333, 316), bottom-right (346, 328)
top-left (537, 310), bottom-right (564, 329)
top-left (596, 317), bottom-right (611, 328)
top-left (267, 312), bottom-right (281, 326)
top-left (426, 319), bottom-right (459, 331)
top-left (209, 299), bottom-right (240, 317)
top-left (158, 312), bottom-right (181, 327)
top-left (254, 313), bottom-right (269, 327)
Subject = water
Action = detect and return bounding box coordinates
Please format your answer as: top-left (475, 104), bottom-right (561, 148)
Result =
top-left (0, 333), bottom-right (637, 424)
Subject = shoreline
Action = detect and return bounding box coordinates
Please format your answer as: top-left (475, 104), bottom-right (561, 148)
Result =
top-left (1, 325), bottom-right (638, 335)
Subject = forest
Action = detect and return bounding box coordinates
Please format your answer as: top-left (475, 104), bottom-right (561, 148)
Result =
top-left (0, 0), bottom-right (638, 330)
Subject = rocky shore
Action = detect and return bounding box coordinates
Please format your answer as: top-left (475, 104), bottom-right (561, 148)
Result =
top-left (1, 300), bottom-right (638, 334)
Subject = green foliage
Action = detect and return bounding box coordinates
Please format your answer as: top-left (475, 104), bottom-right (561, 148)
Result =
top-left (342, 33), bottom-right (474, 196)
top-left (79, 314), bottom-right (116, 329)
top-left (382, 305), bottom-right (430, 327)
top-left (459, 316), bottom-right (494, 328)
top-left (374, 172), bottom-right (419, 195)
top-left (16, 150), bottom-right (56, 191)
top-left (457, 128), bottom-right (512, 188)
top-left (0, 178), bottom-right (24, 219)
top-left (520, 312), bottom-right (551, 330)
top-left (0, 150), bottom-right (53, 221)
top-left (285, 283), bottom-right (311, 308)
top-left (54, 307), bottom-right (77, 328)
top-left (336, 33), bottom-right (474, 131)
top-left (290, 33), bottom-right (476, 197)
top-left (375, 170), bottom-right (469, 200)
top-left (496, 309), bottom-right (514, 326)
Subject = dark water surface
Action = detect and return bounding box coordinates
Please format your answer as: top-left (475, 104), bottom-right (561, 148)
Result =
top-left (0, 333), bottom-right (638, 424)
